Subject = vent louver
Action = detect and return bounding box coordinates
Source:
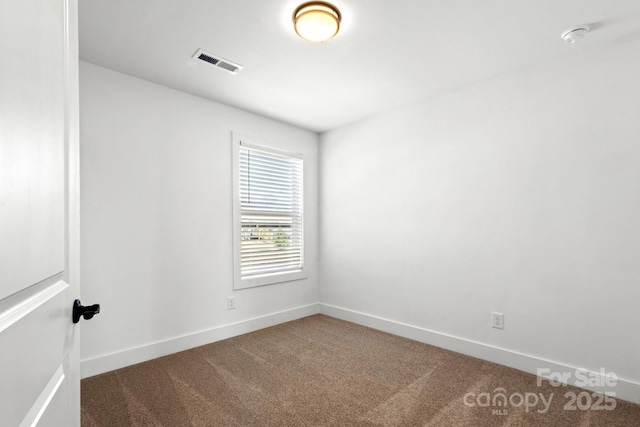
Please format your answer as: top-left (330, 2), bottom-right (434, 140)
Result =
top-left (197, 53), bottom-right (219, 65)
top-left (193, 49), bottom-right (243, 75)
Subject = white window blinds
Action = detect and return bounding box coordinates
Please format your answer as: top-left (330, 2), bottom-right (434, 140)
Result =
top-left (237, 143), bottom-right (304, 283)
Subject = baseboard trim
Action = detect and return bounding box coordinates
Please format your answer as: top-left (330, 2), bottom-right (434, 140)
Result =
top-left (81, 303), bottom-right (320, 379)
top-left (320, 303), bottom-right (640, 405)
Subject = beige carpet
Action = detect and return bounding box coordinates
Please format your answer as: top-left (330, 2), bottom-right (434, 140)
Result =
top-left (81, 314), bottom-right (640, 426)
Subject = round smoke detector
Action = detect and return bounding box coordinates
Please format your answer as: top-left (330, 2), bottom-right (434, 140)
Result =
top-left (561, 26), bottom-right (589, 43)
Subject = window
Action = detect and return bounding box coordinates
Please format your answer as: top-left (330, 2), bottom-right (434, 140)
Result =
top-left (232, 134), bottom-right (306, 289)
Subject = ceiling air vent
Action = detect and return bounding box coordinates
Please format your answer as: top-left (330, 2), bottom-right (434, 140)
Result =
top-left (193, 49), bottom-right (243, 75)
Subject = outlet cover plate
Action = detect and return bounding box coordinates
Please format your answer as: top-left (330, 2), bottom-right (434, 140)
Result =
top-left (492, 312), bottom-right (504, 329)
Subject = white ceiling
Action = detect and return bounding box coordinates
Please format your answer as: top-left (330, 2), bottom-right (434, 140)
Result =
top-left (79, 0), bottom-right (640, 133)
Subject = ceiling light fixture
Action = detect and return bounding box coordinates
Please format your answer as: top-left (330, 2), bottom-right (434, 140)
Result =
top-left (293, 2), bottom-right (341, 43)
top-left (561, 26), bottom-right (589, 44)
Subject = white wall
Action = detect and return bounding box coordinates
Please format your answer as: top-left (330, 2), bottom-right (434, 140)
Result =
top-left (319, 39), bottom-right (640, 395)
top-left (79, 62), bottom-right (319, 376)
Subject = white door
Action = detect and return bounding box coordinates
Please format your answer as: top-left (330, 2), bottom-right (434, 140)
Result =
top-left (0, 0), bottom-right (81, 426)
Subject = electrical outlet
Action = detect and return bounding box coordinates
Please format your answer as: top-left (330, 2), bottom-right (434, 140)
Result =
top-left (227, 296), bottom-right (236, 310)
top-left (492, 312), bottom-right (504, 329)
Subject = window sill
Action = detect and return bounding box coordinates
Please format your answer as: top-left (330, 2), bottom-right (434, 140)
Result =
top-left (234, 270), bottom-right (308, 290)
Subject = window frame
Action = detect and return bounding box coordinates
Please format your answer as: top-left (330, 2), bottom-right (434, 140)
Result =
top-left (232, 133), bottom-right (307, 290)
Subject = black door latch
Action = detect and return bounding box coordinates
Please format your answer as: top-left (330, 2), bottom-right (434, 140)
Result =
top-left (72, 299), bottom-right (101, 323)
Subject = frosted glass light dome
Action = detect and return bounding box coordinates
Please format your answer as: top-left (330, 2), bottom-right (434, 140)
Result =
top-left (293, 2), bottom-right (341, 43)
